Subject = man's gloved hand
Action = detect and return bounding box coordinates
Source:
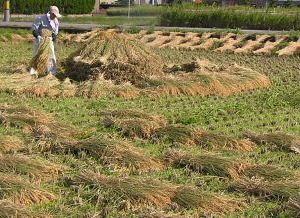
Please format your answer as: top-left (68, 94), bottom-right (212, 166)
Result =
top-left (32, 30), bottom-right (39, 38)
top-left (37, 35), bottom-right (43, 43)
top-left (52, 33), bottom-right (57, 42)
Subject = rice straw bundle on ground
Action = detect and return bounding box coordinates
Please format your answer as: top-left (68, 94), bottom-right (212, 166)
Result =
top-left (0, 200), bottom-right (33, 218)
top-left (165, 150), bottom-right (245, 179)
top-left (30, 29), bottom-right (52, 77)
top-left (76, 136), bottom-right (163, 173)
top-left (0, 172), bottom-right (55, 205)
top-left (173, 186), bottom-right (245, 216)
top-left (77, 171), bottom-right (177, 209)
top-left (101, 109), bottom-right (167, 139)
top-left (0, 154), bottom-right (63, 181)
top-left (154, 125), bottom-right (201, 146)
top-left (277, 39), bottom-right (300, 56)
top-left (0, 105), bottom-right (80, 152)
top-left (197, 132), bottom-right (255, 151)
top-left (244, 132), bottom-right (300, 153)
top-left (0, 105), bottom-right (54, 134)
top-left (243, 164), bottom-right (294, 181)
top-left (287, 194), bottom-right (300, 217)
top-left (155, 59), bottom-right (271, 97)
top-left (65, 31), bottom-right (163, 88)
top-left (137, 211), bottom-right (188, 218)
top-left (229, 178), bottom-right (300, 200)
top-left (154, 125), bottom-right (255, 151)
top-left (0, 135), bottom-right (25, 154)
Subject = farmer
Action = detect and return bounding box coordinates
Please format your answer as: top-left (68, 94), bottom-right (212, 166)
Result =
top-left (29, 6), bottom-right (61, 77)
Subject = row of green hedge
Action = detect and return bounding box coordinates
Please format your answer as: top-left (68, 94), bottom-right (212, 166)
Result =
top-left (160, 6), bottom-right (300, 30)
top-left (8, 0), bottom-right (95, 14)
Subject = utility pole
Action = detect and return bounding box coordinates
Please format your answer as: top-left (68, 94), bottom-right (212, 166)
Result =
top-left (3, 0), bottom-right (10, 22)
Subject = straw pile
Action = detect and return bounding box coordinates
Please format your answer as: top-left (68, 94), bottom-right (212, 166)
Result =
top-left (244, 132), bottom-right (300, 153)
top-left (173, 186), bottom-right (245, 216)
top-left (243, 164), bottom-right (294, 181)
top-left (157, 59), bottom-right (271, 97)
top-left (154, 125), bottom-right (255, 151)
top-left (77, 171), bottom-right (245, 215)
top-left (0, 200), bottom-right (33, 218)
top-left (165, 150), bottom-right (245, 179)
top-left (0, 135), bottom-right (25, 154)
top-left (77, 171), bottom-right (177, 209)
top-left (287, 194), bottom-right (300, 217)
top-left (101, 109), bottom-right (167, 139)
top-left (0, 154), bottom-right (63, 181)
top-left (29, 29), bottom-right (53, 78)
top-left (230, 178), bottom-right (300, 200)
top-left (65, 31), bottom-right (163, 88)
top-left (0, 172), bottom-right (55, 205)
top-left (76, 136), bottom-right (163, 173)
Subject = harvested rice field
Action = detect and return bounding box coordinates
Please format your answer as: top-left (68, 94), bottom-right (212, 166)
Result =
top-left (0, 28), bottom-right (299, 217)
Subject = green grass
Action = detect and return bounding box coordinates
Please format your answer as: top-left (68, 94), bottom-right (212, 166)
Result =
top-left (0, 31), bottom-right (299, 217)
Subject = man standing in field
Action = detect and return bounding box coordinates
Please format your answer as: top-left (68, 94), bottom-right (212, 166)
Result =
top-left (29, 6), bottom-right (61, 77)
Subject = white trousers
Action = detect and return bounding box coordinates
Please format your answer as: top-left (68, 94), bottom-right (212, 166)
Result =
top-left (30, 37), bottom-right (57, 75)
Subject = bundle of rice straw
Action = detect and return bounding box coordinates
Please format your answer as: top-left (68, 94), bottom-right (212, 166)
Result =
top-left (30, 29), bottom-right (52, 78)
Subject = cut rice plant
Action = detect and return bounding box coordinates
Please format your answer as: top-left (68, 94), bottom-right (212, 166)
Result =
top-left (243, 164), bottom-right (294, 181)
top-left (65, 31), bottom-right (163, 87)
top-left (244, 132), bottom-right (300, 153)
top-left (154, 59), bottom-right (271, 97)
top-left (153, 125), bottom-right (200, 146)
top-left (0, 172), bottom-right (55, 205)
top-left (0, 200), bottom-right (33, 218)
top-left (0, 135), bottom-right (25, 154)
top-left (29, 29), bottom-right (53, 78)
top-left (229, 178), bottom-right (300, 200)
top-left (165, 149), bottom-right (245, 179)
top-left (77, 171), bottom-right (177, 209)
top-left (101, 109), bottom-right (167, 139)
top-left (0, 105), bottom-right (80, 152)
top-left (173, 186), bottom-right (245, 216)
top-left (0, 154), bottom-right (63, 181)
top-left (76, 137), bottom-right (163, 173)
top-left (287, 194), bottom-right (300, 217)
top-left (198, 132), bottom-right (255, 151)
top-left (154, 125), bottom-right (255, 151)
top-left (0, 105), bottom-right (53, 130)
top-left (137, 211), bottom-right (187, 218)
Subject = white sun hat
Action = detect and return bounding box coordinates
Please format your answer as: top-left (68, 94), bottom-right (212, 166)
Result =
top-left (50, 6), bottom-right (62, 18)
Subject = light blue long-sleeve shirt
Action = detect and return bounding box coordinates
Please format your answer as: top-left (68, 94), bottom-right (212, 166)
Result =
top-left (32, 12), bottom-right (59, 36)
